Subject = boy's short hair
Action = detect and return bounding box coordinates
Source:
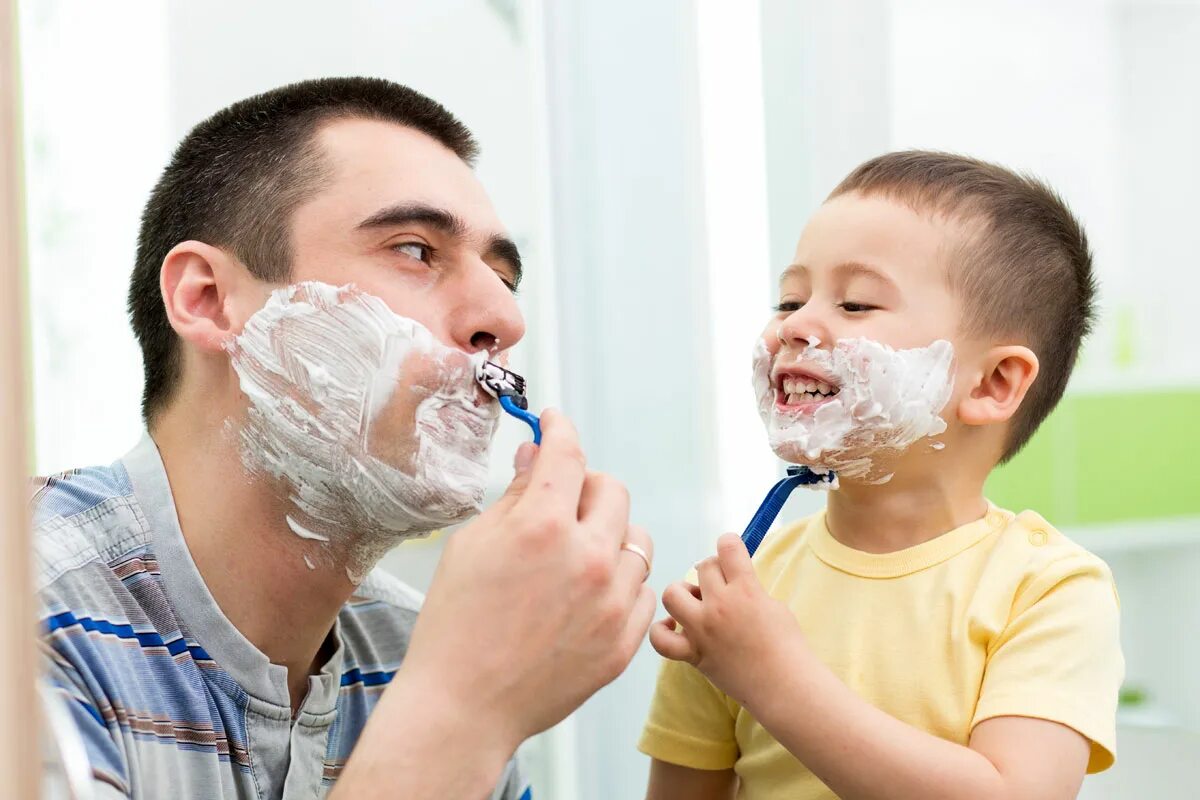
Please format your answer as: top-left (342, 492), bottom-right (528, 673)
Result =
top-left (829, 150), bottom-right (1097, 462)
top-left (129, 77), bottom-right (478, 423)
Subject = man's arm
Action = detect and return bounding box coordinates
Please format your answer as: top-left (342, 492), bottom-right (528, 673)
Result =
top-left (333, 410), bottom-right (657, 799)
top-left (646, 759), bottom-right (736, 800)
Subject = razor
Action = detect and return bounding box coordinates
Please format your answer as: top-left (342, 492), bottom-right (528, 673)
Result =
top-left (741, 466), bottom-right (837, 556)
top-left (476, 360), bottom-right (542, 445)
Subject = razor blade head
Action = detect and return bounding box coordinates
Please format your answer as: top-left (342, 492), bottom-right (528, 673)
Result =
top-left (476, 360), bottom-right (527, 400)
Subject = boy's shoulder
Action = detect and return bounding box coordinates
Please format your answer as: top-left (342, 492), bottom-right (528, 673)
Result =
top-left (753, 506), bottom-right (1114, 593)
top-left (986, 508), bottom-right (1118, 601)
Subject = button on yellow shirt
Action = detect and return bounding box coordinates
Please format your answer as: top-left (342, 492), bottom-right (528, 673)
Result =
top-left (639, 507), bottom-right (1124, 800)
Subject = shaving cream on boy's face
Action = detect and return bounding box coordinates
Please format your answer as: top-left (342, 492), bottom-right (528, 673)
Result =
top-left (752, 333), bottom-right (955, 483)
top-left (227, 281), bottom-right (499, 574)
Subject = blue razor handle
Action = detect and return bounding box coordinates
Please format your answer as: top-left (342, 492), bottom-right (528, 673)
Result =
top-left (741, 466), bottom-right (835, 556)
top-left (477, 361), bottom-right (542, 444)
top-left (499, 394), bottom-right (542, 445)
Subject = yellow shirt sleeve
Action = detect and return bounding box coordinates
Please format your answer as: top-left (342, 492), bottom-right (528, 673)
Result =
top-left (638, 654), bottom-right (740, 770)
top-left (971, 546), bottom-right (1124, 773)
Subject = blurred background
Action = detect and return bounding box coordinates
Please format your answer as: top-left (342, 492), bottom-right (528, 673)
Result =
top-left (15, 0), bottom-right (1200, 797)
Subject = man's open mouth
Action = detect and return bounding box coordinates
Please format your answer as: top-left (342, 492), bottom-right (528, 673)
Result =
top-left (773, 368), bottom-right (841, 410)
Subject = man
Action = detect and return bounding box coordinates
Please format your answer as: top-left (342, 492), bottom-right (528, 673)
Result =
top-left (35, 77), bottom-right (655, 799)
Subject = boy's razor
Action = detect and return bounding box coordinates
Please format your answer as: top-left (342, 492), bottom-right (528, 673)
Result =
top-left (476, 360), bottom-right (542, 445)
top-left (741, 466), bottom-right (836, 556)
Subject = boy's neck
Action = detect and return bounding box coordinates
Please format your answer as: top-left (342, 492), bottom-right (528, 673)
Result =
top-left (824, 458), bottom-right (991, 554)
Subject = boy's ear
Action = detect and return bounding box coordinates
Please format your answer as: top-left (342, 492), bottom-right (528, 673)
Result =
top-left (957, 345), bottom-right (1040, 426)
top-left (160, 241), bottom-right (265, 353)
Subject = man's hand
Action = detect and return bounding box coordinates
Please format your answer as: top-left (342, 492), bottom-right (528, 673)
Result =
top-left (650, 533), bottom-right (801, 709)
top-left (336, 409), bottom-right (656, 798)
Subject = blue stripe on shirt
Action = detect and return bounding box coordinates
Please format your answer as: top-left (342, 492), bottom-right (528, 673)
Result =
top-left (46, 610), bottom-right (213, 661)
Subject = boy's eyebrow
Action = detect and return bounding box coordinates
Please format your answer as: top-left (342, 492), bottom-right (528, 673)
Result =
top-left (833, 261), bottom-right (898, 290)
top-left (780, 261), bottom-right (898, 291)
top-left (356, 202), bottom-right (523, 289)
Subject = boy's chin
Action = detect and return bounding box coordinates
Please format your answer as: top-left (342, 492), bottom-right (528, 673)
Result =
top-left (770, 443), bottom-right (899, 485)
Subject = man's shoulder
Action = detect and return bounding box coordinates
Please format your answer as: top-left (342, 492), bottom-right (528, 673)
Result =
top-left (31, 459), bottom-right (152, 593)
top-left (337, 569), bottom-right (425, 659)
top-left (351, 567), bottom-right (425, 613)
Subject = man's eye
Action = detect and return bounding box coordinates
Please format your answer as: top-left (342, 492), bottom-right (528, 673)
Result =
top-left (839, 302), bottom-right (877, 313)
top-left (393, 242), bottom-right (432, 263)
top-left (773, 301), bottom-right (804, 313)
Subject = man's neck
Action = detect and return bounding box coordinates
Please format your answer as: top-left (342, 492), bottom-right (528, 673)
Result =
top-left (152, 402), bottom-right (360, 711)
top-left (824, 452), bottom-right (991, 554)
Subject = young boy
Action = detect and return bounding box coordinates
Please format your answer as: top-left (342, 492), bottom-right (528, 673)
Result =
top-left (639, 151), bottom-right (1123, 799)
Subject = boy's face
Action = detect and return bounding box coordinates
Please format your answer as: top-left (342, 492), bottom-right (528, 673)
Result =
top-left (758, 192), bottom-right (988, 481)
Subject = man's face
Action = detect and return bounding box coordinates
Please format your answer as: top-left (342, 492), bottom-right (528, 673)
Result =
top-left (226, 119), bottom-right (525, 564)
top-left (755, 192), bottom-right (979, 481)
top-left (280, 119), bottom-right (526, 472)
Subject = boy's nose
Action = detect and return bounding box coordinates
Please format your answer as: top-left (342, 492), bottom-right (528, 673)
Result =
top-left (777, 307), bottom-right (831, 349)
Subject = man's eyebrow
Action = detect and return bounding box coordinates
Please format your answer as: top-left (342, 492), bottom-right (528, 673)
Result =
top-left (485, 235), bottom-right (523, 291)
top-left (356, 203), bottom-right (468, 237)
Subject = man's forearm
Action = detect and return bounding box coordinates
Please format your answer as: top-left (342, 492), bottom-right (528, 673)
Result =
top-left (331, 672), bottom-right (518, 800)
top-left (744, 642), bottom-right (1007, 800)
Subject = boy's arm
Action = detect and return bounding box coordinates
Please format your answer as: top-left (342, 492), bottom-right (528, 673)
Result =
top-left (652, 533), bottom-right (1119, 800)
top-left (646, 759), bottom-right (736, 800)
top-left (745, 643), bottom-right (1089, 800)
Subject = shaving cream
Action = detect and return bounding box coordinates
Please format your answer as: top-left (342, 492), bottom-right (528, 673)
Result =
top-left (227, 281), bottom-right (499, 578)
top-left (753, 337), bottom-right (954, 484)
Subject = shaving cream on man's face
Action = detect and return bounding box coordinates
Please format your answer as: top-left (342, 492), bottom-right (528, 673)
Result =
top-left (752, 336), bottom-right (954, 484)
top-left (227, 281), bottom-right (499, 575)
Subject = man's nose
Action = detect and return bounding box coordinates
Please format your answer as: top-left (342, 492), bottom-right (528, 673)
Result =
top-left (449, 259), bottom-right (526, 355)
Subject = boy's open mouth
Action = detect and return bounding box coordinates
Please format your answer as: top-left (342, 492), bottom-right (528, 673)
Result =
top-left (772, 366), bottom-right (841, 412)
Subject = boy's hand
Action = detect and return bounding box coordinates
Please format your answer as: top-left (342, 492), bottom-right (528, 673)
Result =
top-left (650, 533), bottom-right (804, 709)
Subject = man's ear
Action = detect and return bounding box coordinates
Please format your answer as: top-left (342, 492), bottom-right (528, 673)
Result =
top-left (160, 241), bottom-right (260, 353)
top-left (957, 345), bottom-right (1040, 426)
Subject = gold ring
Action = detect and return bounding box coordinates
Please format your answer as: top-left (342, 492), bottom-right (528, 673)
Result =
top-left (620, 541), bottom-right (651, 581)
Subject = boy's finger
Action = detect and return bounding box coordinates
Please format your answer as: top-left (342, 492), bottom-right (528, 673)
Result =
top-left (649, 617), bottom-right (697, 664)
top-left (661, 581), bottom-right (703, 628)
top-left (695, 555), bottom-right (726, 597)
top-left (515, 408), bottom-right (586, 519)
top-left (716, 533), bottom-right (755, 582)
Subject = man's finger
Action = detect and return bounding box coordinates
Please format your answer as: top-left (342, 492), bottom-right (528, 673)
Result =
top-left (514, 408), bottom-right (587, 520)
top-left (493, 442), bottom-right (540, 510)
top-left (615, 524), bottom-right (653, 599)
top-left (577, 470), bottom-right (631, 542)
top-left (715, 533), bottom-right (755, 582)
top-left (619, 584), bottom-right (658, 661)
top-left (649, 617), bottom-right (697, 663)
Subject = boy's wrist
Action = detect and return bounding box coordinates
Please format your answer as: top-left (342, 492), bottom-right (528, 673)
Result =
top-left (739, 630), bottom-right (823, 725)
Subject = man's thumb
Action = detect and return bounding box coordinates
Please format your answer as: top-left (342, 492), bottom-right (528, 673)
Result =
top-left (498, 442), bottom-right (539, 502)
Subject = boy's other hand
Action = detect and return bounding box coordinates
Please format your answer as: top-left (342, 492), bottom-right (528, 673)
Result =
top-left (651, 533), bottom-right (805, 710)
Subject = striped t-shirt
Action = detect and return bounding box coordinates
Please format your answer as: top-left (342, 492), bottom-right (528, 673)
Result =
top-left (35, 434), bottom-right (529, 800)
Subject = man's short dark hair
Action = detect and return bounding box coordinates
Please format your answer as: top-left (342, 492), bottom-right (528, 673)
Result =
top-left (128, 77), bottom-right (478, 422)
top-left (829, 150), bottom-right (1097, 462)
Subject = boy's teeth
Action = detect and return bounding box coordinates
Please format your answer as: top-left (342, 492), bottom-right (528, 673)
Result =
top-left (818, 382), bottom-right (830, 394)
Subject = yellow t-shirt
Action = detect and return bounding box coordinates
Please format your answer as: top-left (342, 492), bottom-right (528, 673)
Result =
top-left (639, 507), bottom-right (1124, 800)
